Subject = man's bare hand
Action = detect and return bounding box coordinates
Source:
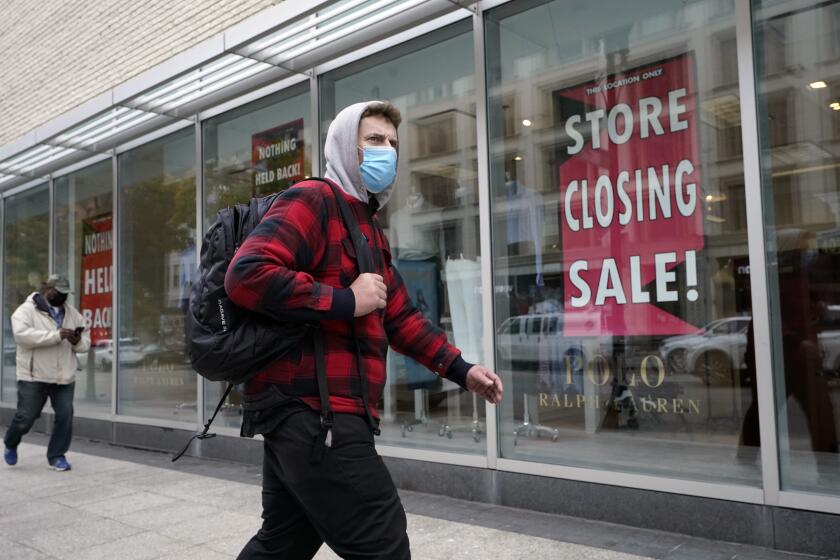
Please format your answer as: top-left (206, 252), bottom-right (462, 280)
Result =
top-left (60, 329), bottom-right (81, 345)
top-left (350, 273), bottom-right (387, 317)
top-left (466, 365), bottom-right (503, 404)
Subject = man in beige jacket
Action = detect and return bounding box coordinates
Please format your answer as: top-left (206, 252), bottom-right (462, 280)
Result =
top-left (3, 274), bottom-right (90, 471)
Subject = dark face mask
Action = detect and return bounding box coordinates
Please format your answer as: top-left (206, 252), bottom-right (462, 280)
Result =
top-left (46, 292), bottom-right (68, 307)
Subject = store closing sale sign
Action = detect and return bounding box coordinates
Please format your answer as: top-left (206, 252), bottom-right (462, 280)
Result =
top-left (557, 54), bottom-right (704, 336)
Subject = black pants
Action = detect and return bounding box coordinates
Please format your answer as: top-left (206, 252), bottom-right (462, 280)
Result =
top-left (4, 380), bottom-right (74, 464)
top-left (237, 411), bottom-right (410, 560)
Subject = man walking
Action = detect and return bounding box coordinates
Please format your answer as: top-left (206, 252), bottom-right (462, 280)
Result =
top-left (225, 101), bottom-right (503, 559)
top-left (3, 274), bottom-right (90, 471)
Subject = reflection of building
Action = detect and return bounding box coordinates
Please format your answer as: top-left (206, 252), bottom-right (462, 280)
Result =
top-left (1, 1), bottom-right (839, 556)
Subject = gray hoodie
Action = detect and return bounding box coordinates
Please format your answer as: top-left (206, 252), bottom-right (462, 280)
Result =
top-left (324, 101), bottom-right (397, 208)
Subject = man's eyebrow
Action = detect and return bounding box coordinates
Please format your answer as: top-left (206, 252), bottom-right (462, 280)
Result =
top-left (365, 133), bottom-right (398, 143)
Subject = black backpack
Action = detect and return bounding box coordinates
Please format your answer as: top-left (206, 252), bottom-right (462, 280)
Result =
top-left (186, 191), bottom-right (297, 384)
top-left (173, 179), bottom-right (372, 461)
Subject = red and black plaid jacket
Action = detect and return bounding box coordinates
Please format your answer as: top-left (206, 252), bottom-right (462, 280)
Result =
top-left (224, 179), bottom-right (471, 421)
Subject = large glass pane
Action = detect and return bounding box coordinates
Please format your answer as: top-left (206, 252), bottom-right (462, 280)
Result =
top-left (754, 0), bottom-right (840, 495)
top-left (320, 22), bottom-right (485, 453)
top-left (2, 185), bottom-right (50, 402)
top-left (54, 160), bottom-right (113, 413)
top-left (202, 85), bottom-right (311, 428)
top-left (117, 128), bottom-right (196, 421)
top-left (488, 0), bottom-right (759, 485)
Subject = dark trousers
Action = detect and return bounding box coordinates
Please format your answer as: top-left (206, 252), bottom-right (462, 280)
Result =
top-left (237, 411), bottom-right (410, 560)
top-left (4, 380), bottom-right (75, 463)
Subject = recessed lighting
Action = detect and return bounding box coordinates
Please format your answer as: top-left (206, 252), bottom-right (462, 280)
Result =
top-left (513, 155), bottom-right (523, 161)
top-left (522, 119), bottom-right (532, 127)
top-left (809, 81), bottom-right (828, 89)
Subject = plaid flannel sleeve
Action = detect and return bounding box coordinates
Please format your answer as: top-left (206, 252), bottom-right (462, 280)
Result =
top-left (383, 263), bottom-right (472, 389)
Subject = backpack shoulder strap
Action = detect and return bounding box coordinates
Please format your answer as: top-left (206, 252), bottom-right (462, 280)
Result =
top-left (312, 178), bottom-right (380, 437)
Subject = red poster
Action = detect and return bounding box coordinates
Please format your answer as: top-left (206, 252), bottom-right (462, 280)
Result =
top-left (557, 54), bottom-right (704, 336)
top-left (79, 213), bottom-right (113, 345)
top-left (252, 118), bottom-right (305, 192)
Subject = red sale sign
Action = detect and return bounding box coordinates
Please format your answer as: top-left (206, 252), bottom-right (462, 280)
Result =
top-left (557, 54), bottom-right (704, 336)
top-left (79, 213), bottom-right (113, 345)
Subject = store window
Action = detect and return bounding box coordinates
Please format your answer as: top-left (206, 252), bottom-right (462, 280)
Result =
top-left (2, 185), bottom-right (49, 402)
top-left (320, 22), bottom-right (485, 453)
top-left (117, 128), bottom-right (196, 421)
top-left (754, 0), bottom-right (840, 495)
top-left (202, 84), bottom-right (311, 428)
top-left (54, 160), bottom-right (113, 413)
top-left (487, 0), bottom-right (759, 484)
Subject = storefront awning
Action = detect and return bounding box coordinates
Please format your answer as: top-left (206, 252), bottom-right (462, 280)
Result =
top-left (0, 0), bottom-right (475, 191)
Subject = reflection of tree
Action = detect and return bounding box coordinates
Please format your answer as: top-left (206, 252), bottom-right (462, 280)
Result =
top-left (204, 155), bottom-right (311, 220)
top-left (122, 175), bottom-right (195, 343)
top-left (4, 194), bottom-right (50, 318)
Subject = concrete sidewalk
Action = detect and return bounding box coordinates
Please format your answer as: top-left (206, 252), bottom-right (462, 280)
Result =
top-left (0, 433), bottom-right (834, 560)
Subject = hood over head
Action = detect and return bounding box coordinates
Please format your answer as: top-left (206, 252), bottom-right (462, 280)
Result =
top-left (324, 101), bottom-right (400, 208)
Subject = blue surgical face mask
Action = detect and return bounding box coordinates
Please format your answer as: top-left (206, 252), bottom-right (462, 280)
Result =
top-left (359, 146), bottom-right (397, 193)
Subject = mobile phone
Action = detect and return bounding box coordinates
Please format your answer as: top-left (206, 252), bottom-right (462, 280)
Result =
top-left (74, 326), bottom-right (84, 335)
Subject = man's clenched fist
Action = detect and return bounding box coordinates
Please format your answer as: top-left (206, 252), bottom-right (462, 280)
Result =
top-left (350, 273), bottom-right (387, 317)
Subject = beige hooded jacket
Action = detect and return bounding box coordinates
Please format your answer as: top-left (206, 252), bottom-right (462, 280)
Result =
top-left (12, 292), bottom-right (91, 384)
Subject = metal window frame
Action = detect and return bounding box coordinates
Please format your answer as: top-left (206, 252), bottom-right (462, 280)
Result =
top-left (195, 117), bottom-right (205, 436)
top-left (48, 175), bottom-right (55, 276)
top-left (473, 4), bottom-right (500, 470)
top-left (736, 0), bottom-right (782, 507)
top-left (498, 457), bottom-right (766, 503)
top-left (1, 177), bottom-right (50, 199)
top-left (0, 196), bottom-right (4, 400)
top-left (111, 150), bottom-right (119, 416)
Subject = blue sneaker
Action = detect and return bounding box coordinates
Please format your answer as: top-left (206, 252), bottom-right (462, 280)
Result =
top-left (3, 447), bottom-right (17, 466)
top-left (49, 457), bottom-right (71, 471)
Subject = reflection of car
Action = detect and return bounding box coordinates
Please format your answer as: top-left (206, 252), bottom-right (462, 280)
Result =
top-left (662, 309), bottom-right (840, 382)
top-left (89, 338), bottom-right (146, 369)
top-left (659, 317), bottom-right (751, 375)
top-left (141, 343), bottom-right (187, 366)
top-left (818, 305), bottom-right (840, 377)
top-left (496, 312), bottom-right (600, 364)
top-left (684, 317), bottom-right (752, 384)
top-left (820, 331), bottom-right (840, 377)
top-left (4, 336), bottom-right (16, 366)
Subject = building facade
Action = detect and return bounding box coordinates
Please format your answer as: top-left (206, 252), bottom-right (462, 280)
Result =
top-left (1, 0), bottom-right (839, 555)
